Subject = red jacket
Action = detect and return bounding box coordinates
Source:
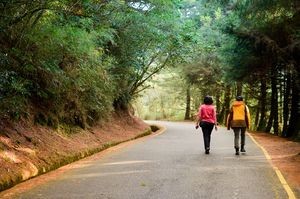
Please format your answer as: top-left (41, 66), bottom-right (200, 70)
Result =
top-left (198, 104), bottom-right (217, 124)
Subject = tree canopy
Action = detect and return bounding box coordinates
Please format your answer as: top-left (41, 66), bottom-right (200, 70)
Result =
top-left (0, 0), bottom-right (184, 128)
top-left (1, 0), bottom-right (299, 139)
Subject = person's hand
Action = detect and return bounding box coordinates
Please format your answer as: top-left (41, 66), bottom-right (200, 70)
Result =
top-left (215, 126), bottom-right (218, 131)
top-left (195, 125), bottom-right (199, 129)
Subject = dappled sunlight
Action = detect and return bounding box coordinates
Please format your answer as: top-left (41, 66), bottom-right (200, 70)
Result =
top-left (16, 148), bottom-right (36, 156)
top-left (67, 170), bottom-right (150, 179)
top-left (0, 150), bottom-right (38, 180)
top-left (0, 136), bottom-right (13, 148)
top-left (101, 160), bottom-right (153, 166)
top-left (0, 151), bottom-right (22, 163)
top-left (21, 162), bottom-right (38, 181)
top-left (68, 160), bottom-right (154, 171)
top-left (66, 161), bottom-right (94, 169)
top-left (223, 155), bottom-right (266, 160)
top-left (194, 165), bottom-right (263, 171)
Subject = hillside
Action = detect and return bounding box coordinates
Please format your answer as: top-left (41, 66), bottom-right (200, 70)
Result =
top-left (0, 112), bottom-right (151, 191)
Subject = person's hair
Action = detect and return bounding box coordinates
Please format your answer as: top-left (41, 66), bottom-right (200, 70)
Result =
top-left (236, 96), bottom-right (243, 101)
top-left (204, 96), bottom-right (213, 105)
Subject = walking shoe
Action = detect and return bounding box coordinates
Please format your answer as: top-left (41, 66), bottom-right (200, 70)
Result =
top-left (241, 145), bottom-right (246, 152)
top-left (205, 149), bottom-right (210, 154)
top-left (235, 147), bottom-right (239, 155)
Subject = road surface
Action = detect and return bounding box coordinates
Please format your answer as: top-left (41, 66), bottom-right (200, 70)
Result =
top-left (9, 121), bottom-right (288, 198)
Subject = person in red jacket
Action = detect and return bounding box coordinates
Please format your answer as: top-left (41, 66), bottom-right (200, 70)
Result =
top-left (227, 96), bottom-right (251, 155)
top-left (195, 96), bottom-right (218, 154)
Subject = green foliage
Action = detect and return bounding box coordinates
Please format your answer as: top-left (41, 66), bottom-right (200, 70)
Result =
top-left (0, 71), bottom-right (30, 119)
top-left (0, 0), bottom-right (185, 128)
top-left (134, 68), bottom-right (187, 120)
top-left (137, 0), bottom-right (300, 142)
top-left (8, 6), bottom-right (116, 126)
top-left (105, 0), bottom-right (183, 109)
top-left (0, 1), bottom-right (117, 126)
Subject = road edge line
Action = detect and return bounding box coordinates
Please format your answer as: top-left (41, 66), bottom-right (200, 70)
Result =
top-left (248, 133), bottom-right (296, 199)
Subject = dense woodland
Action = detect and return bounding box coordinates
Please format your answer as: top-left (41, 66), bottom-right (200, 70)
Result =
top-left (0, 0), bottom-right (299, 140)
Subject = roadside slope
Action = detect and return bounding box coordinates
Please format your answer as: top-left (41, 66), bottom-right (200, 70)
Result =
top-left (249, 131), bottom-right (300, 198)
top-left (0, 112), bottom-right (151, 192)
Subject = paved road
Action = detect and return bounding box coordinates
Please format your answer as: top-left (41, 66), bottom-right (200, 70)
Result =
top-left (14, 121), bottom-right (287, 199)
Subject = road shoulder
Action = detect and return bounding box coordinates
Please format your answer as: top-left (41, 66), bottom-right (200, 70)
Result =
top-left (249, 131), bottom-right (300, 198)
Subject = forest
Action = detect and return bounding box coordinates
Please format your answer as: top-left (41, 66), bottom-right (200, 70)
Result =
top-left (0, 0), bottom-right (299, 140)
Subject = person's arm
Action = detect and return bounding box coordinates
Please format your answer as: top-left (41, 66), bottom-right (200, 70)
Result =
top-left (214, 107), bottom-right (218, 130)
top-left (226, 107), bottom-right (233, 130)
top-left (195, 115), bottom-right (200, 129)
top-left (195, 106), bottom-right (202, 129)
top-left (245, 105), bottom-right (251, 129)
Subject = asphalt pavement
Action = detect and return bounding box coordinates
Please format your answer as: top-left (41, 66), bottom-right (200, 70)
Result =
top-left (14, 121), bottom-right (288, 199)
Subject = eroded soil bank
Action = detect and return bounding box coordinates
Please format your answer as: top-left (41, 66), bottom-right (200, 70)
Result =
top-left (0, 112), bottom-right (151, 192)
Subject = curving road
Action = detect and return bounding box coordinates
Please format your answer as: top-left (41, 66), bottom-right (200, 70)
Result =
top-left (11, 121), bottom-right (288, 199)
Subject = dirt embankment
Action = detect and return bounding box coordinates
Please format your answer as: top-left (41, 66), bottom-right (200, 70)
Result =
top-left (249, 131), bottom-right (300, 197)
top-left (0, 112), bottom-right (151, 192)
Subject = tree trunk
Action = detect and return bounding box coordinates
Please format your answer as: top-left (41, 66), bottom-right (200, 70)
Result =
top-left (272, 72), bottom-right (279, 135)
top-left (216, 90), bottom-right (221, 119)
top-left (257, 76), bottom-right (267, 131)
top-left (217, 86), bottom-right (231, 124)
top-left (282, 70), bottom-right (291, 137)
top-left (218, 102), bottom-right (225, 125)
top-left (184, 84), bottom-right (191, 120)
top-left (224, 85), bottom-right (231, 124)
top-left (287, 70), bottom-right (300, 139)
top-left (254, 101), bottom-right (260, 128)
top-left (236, 81), bottom-right (243, 96)
top-left (265, 112), bottom-right (273, 133)
top-left (265, 67), bottom-right (278, 134)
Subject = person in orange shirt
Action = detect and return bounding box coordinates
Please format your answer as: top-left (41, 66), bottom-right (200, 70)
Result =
top-left (227, 96), bottom-right (251, 155)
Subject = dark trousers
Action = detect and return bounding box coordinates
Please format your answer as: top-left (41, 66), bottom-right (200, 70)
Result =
top-left (201, 122), bottom-right (214, 150)
top-left (232, 127), bottom-right (246, 148)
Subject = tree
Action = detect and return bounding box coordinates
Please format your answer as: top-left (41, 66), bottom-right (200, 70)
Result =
top-left (214, 0), bottom-right (300, 138)
top-left (0, 0), bottom-right (184, 127)
top-left (105, 0), bottom-right (183, 110)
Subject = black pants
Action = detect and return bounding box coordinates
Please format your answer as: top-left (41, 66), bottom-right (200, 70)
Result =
top-left (200, 121), bottom-right (214, 150)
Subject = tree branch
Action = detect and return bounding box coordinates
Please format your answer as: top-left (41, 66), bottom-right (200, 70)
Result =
top-left (130, 54), bottom-right (170, 95)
